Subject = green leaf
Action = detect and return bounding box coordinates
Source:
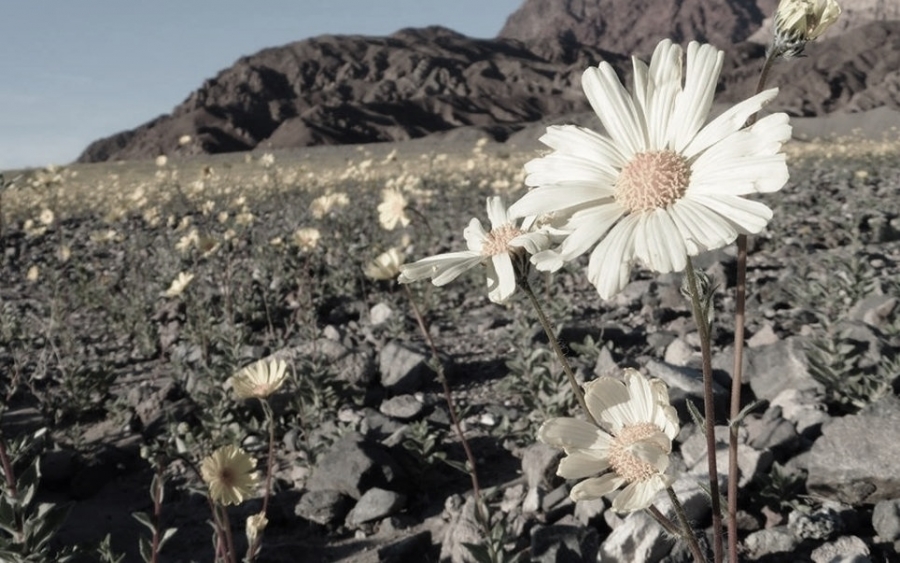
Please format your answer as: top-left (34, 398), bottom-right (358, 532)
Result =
top-left (132, 511), bottom-right (155, 532)
top-left (139, 536), bottom-right (151, 563)
top-left (686, 399), bottom-right (706, 433)
top-left (461, 542), bottom-right (493, 563)
top-left (158, 527), bottom-right (178, 549)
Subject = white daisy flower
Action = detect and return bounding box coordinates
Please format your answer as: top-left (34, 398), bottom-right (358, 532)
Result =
top-left (364, 247), bottom-right (405, 281)
top-left (508, 39), bottom-right (791, 299)
top-left (399, 196), bottom-right (549, 304)
top-left (539, 368), bottom-right (679, 513)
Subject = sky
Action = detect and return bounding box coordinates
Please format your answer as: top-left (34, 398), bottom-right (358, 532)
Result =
top-left (0, 0), bottom-right (524, 171)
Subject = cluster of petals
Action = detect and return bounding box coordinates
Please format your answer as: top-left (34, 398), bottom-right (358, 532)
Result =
top-left (774, 0), bottom-right (842, 44)
top-left (230, 358), bottom-right (288, 400)
top-left (398, 197), bottom-right (548, 303)
top-left (507, 39), bottom-right (791, 298)
top-left (538, 369), bottom-right (679, 513)
top-left (200, 444), bottom-right (259, 506)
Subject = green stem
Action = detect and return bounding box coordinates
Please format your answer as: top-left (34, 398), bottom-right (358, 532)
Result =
top-left (518, 275), bottom-right (597, 426)
top-left (684, 259), bottom-right (723, 563)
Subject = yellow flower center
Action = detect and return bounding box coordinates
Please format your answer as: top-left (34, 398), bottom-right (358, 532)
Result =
top-left (608, 422), bottom-right (664, 483)
top-left (482, 224), bottom-right (524, 256)
top-left (615, 150), bottom-right (691, 213)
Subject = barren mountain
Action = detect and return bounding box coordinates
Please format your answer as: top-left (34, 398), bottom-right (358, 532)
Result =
top-left (77, 27), bottom-right (624, 163)
top-left (498, 0), bottom-right (777, 56)
top-left (78, 3), bottom-right (900, 164)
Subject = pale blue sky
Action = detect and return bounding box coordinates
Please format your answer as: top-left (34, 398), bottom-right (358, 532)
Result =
top-left (0, 1), bottom-right (523, 170)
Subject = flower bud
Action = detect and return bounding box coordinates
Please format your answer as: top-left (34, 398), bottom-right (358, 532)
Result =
top-left (772, 0), bottom-right (841, 58)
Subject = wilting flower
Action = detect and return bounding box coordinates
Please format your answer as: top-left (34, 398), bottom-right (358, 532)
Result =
top-left (230, 358), bottom-right (288, 399)
top-left (364, 248), bottom-right (404, 280)
top-left (399, 196), bottom-right (549, 303)
top-left (539, 369), bottom-right (679, 513)
top-left (377, 189), bottom-right (411, 230)
top-left (162, 272), bottom-right (194, 298)
top-left (508, 39), bottom-right (791, 299)
top-left (292, 227), bottom-right (320, 252)
top-left (773, 0), bottom-right (841, 58)
top-left (245, 512), bottom-right (268, 548)
top-left (200, 445), bottom-right (259, 506)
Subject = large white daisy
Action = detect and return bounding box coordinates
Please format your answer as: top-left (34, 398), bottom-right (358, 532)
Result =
top-left (538, 368), bottom-right (679, 513)
top-left (398, 196), bottom-right (548, 303)
top-left (508, 39), bottom-right (791, 299)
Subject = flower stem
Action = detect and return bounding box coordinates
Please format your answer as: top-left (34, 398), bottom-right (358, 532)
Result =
top-left (727, 49), bottom-right (777, 563)
top-left (666, 486), bottom-right (708, 563)
top-left (517, 275), bottom-right (597, 426)
top-left (402, 285), bottom-right (484, 511)
top-left (684, 259), bottom-right (723, 563)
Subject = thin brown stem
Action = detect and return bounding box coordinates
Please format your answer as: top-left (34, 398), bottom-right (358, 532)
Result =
top-left (647, 504), bottom-right (680, 537)
top-left (684, 260), bottom-right (723, 563)
top-left (259, 400), bottom-right (276, 516)
top-left (402, 285), bottom-right (482, 505)
top-left (667, 486), bottom-right (708, 563)
top-left (728, 49), bottom-right (777, 563)
top-left (518, 276), bottom-right (597, 426)
top-left (150, 457), bottom-right (164, 563)
top-left (220, 505), bottom-right (237, 563)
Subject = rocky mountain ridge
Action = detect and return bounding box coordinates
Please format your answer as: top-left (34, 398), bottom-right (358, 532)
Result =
top-left (78, 2), bottom-right (900, 164)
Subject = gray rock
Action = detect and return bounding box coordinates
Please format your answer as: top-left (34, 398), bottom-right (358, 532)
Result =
top-left (654, 476), bottom-right (711, 524)
top-left (573, 496), bottom-right (607, 526)
top-left (345, 487), bottom-right (407, 527)
top-left (849, 295), bottom-right (898, 328)
top-left (872, 498), bottom-right (900, 541)
top-left (295, 489), bottom-right (352, 526)
top-left (810, 535), bottom-right (871, 563)
top-left (770, 388), bottom-right (831, 437)
top-left (681, 425), bottom-right (772, 488)
top-left (743, 526), bottom-right (801, 559)
top-left (531, 521), bottom-right (599, 563)
top-left (745, 406), bottom-right (801, 457)
top-left (598, 511), bottom-right (671, 563)
top-left (369, 302), bottom-right (394, 326)
top-left (788, 503), bottom-right (844, 540)
top-left (379, 340), bottom-right (435, 393)
top-left (290, 338), bottom-right (376, 386)
top-left (663, 338), bottom-right (696, 366)
top-left (379, 394), bottom-right (424, 421)
top-left (521, 443), bottom-right (562, 514)
top-left (808, 396), bottom-right (900, 504)
top-left (747, 323), bottom-right (779, 348)
top-left (440, 495), bottom-right (481, 563)
top-left (715, 337), bottom-right (821, 401)
top-left (305, 432), bottom-right (406, 500)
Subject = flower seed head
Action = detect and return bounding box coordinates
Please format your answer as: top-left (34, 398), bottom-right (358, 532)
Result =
top-left (608, 422), bottom-right (664, 483)
top-left (615, 150), bottom-right (691, 214)
top-left (481, 224), bottom-right (524, 257)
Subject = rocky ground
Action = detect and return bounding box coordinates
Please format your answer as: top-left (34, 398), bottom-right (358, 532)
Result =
top-left (1, 130), bottom-right (900, 562)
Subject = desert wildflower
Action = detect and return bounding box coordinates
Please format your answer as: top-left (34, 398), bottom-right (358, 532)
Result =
top-left (175, 228), bottom-right (199, 253)
top-left (38, 209), bottom-right (55, 226)
top-left (259, 153), bottom-right (275, 167)
top-left (155, 155), bottom-right (168, 167)
top-left (399, 196), bottom-right (548, 304)
top-left (310, 192), bottom-right (349, 219)
top-left (508, 39), bottom-right (791, 299)
top-left (245, 512), bottom-right (268, 547)
top-left (772, 0), bottom-right (841, 58)
top-left (539, 369), bottom-right (679, 512)
top-left (292, 227), bottom-right (320, 252)
top-left (377, 189), bottom-right (411, 230)
top-left (230, 358), bottom-right (288, 400)
top-left (26, 265), bottom-right (40, 282)
top-left (364, 248), bottom-right (404, 281)
top-left (200, 445), bottom-right (259, 506)
top-left (178, 134), bottom-right (192, 146)
top-left (163, 272), bottom-right (194, 298)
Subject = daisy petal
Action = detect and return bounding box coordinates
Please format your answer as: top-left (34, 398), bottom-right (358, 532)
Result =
top-left (683, 88), bottom-right (779, 158)
top-left (611, 476), bottom-right (666, 512)
top-left (587, 216), bottom-right (639, 299)
top-left (583, 64), bottom-right (644, 157)
top-left (488, 254), bottom-right (516, 303)
top-left (538, 417), bottom-right (611, 450)
top-left (689, 194), bottom-right (774, 235)
top-left (570, 473), bottom-right (625, 502)
top-left (558, 448), bottom-right (612, 479)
